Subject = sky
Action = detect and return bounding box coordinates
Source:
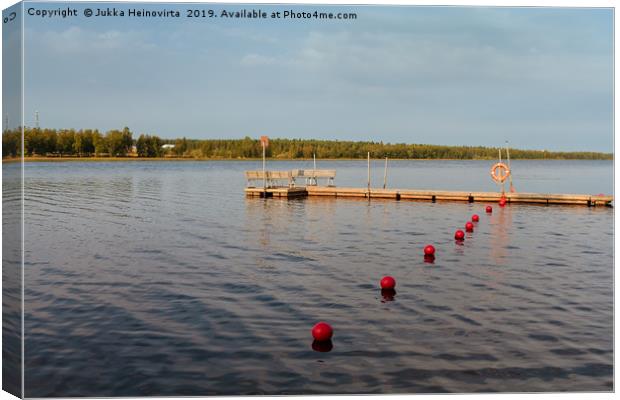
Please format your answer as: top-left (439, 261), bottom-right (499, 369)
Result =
top-left (17, 2), bottom-right (614, 151)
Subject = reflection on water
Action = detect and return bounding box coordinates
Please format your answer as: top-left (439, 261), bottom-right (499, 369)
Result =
top-left (3, 162), bottom-right (23, 396)
top-left (490, 205), bottom-right (513, 264)
top-left (22, 160), bottom-right (612, 396)
top-left (312, 340), bottom-right (333, 353)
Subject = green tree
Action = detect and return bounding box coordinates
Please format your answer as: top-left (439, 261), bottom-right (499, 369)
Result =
top-left (93, 131), bottom-right (106, 155)
top-left (105, 127), bottom-right (133, 156)
top-left (57, 129), bottom-right (75, 155)
top-left (2, 128), bottom-right (20, 157)
top-left (174, 137), bottom-right (188, 156)
top-left (136, 134), bottom-right (163, 157)
top-left (73, 129), bottom-right (96, 156)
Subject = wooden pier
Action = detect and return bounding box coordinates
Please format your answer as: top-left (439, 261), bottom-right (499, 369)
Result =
top-left (245, 186), bottom-right (308, 198)
top-left (244, 169), bottom-right (612, 206)
top-left (245, 186), bottom-right (613, 206)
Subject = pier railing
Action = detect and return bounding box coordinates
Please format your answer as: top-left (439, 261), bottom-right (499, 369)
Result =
top-left (245, 169), bottom-right (336, 188)
top-left (245, 170), bottom-right (294, 188)
top-left (291, 169), bottom-right (336, 186)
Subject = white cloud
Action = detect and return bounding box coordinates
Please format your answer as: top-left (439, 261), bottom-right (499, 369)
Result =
top-left (21, 7), bottom-right (613, 151)
top-left (27, 26), bottom-right (157, 55)
top-left (240, 53), bottom-right (277, 66)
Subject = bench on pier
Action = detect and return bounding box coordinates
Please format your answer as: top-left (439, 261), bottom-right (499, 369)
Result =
top-left (245, 170), bottom-right (294, 188)
top-left (291, 169), bottom-right (336, 186)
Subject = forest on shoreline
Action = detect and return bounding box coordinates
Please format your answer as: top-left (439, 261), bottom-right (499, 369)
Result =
top-left (2, 127), bottom-right (613, 160)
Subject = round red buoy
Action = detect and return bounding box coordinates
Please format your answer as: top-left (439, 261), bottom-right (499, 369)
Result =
top-left (486, 205), bottom-right (493, 213)
top-left (312, 322), bottom-right (333, 342)
top-left (454, 229), bottom-right (465, 241)
top-left (465, 221), bottom-right (474, 232)
top-left (499, 199), bottom-right (506, 207)
top-left (472, 214), bottom-right (480, 222)
top-left (424, 245), bottom-right (436, 256)
top-left (380, 276), bottom-right (396, 290)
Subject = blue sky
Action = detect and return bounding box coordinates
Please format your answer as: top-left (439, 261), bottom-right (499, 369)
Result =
top-left (21, 2), bottom-right (613, 151)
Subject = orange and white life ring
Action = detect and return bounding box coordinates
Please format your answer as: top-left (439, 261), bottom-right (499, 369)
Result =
top-left (490, 162), bottom-right (510, 183)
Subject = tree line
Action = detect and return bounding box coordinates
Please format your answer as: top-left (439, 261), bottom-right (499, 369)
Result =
top-left (2, 127), bottom-right (612, 160)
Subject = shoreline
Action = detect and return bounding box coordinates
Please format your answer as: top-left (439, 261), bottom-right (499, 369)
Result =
top-left (2, 156), bottom-right (614, 163)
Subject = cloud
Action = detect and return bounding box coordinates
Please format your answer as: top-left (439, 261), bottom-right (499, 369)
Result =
top-left (20, 7), bottom-right (613, 151)
top-left (240, 53), bottom-right (277, 66)
top-left (27, 26), bottom-right (157, 55)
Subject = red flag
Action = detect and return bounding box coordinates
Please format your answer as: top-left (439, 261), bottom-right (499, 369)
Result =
top-left (260, 136), bottom-right (269, 148)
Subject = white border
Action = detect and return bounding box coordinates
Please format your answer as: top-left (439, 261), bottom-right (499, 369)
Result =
top-left (0, 1), bottom-right (616, 400)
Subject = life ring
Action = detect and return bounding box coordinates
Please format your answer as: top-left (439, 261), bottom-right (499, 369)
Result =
top-left (490, 162), bottom-right (510, 183)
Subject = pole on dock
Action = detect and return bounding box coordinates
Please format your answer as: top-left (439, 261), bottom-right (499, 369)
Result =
top-left (313, 153), bottom-right (317, 186)
top-left (260, 136), bottom-right (269, 193)
top-left (498, 149), bottom-right (505, 195)
top-left (506, 141), bottom-right (515, 193)
top-left (262, 144), bottom-right (266, 191)
top-left (367, 152), bottom-right (371, 196)
top-left (383, 156), bottom-right (388, 189)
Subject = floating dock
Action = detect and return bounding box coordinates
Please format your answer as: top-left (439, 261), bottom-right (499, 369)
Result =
top-left (245, 186), bottom-right (613, 206)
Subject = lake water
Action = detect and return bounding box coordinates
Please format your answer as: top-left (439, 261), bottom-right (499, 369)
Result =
top-left (16, 160), bottom-right (613, 396)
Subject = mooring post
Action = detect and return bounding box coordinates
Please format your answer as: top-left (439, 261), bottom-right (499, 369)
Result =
top-left (383, 156), bottom-right (388, 189)
top-left (260, 135), bottom-right (269, 195)
top-left (367, 152), bottom-right (371, 197)
top-left (313, 152), bottom-right (317, 186)
top-left (262, 143), bottom-right (266, 192)
top-left (506, 141), bottom-right (514, 193)
top-left (498, 149), bottom-right (505, 195)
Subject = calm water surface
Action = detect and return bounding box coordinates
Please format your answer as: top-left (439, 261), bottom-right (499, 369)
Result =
top-left (19, 160), bottom-right (613, 396)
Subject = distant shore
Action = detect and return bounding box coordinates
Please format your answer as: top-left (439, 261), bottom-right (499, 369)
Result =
top-left (3, 128), bottom-right (612, 160)
top-left (2, 156), bottom-right (614, 163)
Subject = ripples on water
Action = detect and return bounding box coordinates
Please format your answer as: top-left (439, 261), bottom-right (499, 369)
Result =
top-left (3, 163), bottom-right (23, 394)
top-left (19, 160), bottom-right (613, 396)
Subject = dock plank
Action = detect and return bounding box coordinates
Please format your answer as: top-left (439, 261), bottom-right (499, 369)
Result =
top-left (245, 185), bottom-right (613, 206)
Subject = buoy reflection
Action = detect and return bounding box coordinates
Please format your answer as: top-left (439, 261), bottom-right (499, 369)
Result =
top-left (381, 288), bottom-right (397, 302)
top-left (312, 340), bottom-right (333, 353)
top-left (424, 255), bottom-right (435, 264)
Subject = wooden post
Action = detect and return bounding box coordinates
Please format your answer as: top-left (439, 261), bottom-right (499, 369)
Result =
top-left (260, 135), bottom-right (269, 192)
top-left (313, 152), bottom-right (317, 186)
top-left (498, 149), bottom-right (505, 195)
top-left (262, 142), bottom-right (266, 191)
top-left (367, 152), bottom-right (371, 196)
top-left (506, 141), bottom-right (514, 193)
top-left (383, 156), bottom-right (388, 189)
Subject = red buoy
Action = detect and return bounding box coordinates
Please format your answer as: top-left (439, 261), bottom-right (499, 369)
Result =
top-left (454, 229), bottom-right (465, 241)
top-left (486, 205), bottom-right (493, 213)
top-left (465, 221), bottom-right (474, 232)
top-left (472, 214), bottom-right (480, 222)
top-left (499, 199), bottom-right (506, 207)
top-left (380, 276), bottom-right (396, 290)
top-left (424, 245), bottom-right (436, 256)
top-left (312, 322), bottom-right (333, 342)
